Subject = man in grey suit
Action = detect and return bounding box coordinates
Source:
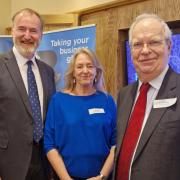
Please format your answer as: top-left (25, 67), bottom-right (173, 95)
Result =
top-left (0, 8), bottom-right (55, 180)
top-left (113, 13), bottom-right (180, 180)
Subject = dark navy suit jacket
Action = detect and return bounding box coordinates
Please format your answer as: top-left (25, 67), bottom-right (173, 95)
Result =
top-left (0, 50), bottom-right (56, 180)
top-left (113, 68), bottom-right (180, 180)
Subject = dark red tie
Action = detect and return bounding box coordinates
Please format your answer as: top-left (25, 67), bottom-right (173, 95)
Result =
top-left (116, 83), bottom-right (150, 180)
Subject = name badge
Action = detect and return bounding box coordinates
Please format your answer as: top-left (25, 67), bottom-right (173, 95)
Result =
top-left (88, 108), bottom-right (105, 114)
top-left (153, 98), bottom-right (177, 108)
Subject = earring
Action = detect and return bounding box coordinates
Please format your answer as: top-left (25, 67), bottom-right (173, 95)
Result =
top-left (73, 78), bottom-right (76, 84)
top-left (94, 77), bottom-right (97, 83)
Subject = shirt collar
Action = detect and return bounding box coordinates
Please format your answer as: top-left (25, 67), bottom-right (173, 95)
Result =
top-left (138, 65), bottom-right (169, 91)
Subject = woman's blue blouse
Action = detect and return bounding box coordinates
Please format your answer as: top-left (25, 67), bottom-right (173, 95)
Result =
top-left (44, 91), bottom-right (116, 178)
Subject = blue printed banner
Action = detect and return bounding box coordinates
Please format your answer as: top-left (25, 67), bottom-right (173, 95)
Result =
top-left (0, 36), bottom-right (13, 53)
top-left (38, 25), bottom-right (96, 89)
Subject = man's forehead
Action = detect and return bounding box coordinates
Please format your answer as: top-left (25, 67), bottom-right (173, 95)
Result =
top-left (132, 18), bottom-right (164, 38)
top-left (134, 18), bottom-right (163, 31)
top-left (14, 12), bottom-right (38, 22)
top-left (13, 12), bottom-right (41, 29)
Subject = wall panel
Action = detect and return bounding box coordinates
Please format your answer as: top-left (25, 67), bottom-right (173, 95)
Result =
top-left (79, 0), bottom-right (180, 98)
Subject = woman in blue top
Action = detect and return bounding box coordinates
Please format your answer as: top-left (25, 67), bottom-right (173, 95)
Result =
top-left (44, 48), bottom-right (116, 180)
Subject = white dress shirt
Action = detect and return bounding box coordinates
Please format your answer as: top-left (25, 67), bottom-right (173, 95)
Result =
top-left (13, 46), bottom-right (44, 119)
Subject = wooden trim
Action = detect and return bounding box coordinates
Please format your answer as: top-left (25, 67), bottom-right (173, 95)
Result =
top-left (70, 0), bottom-right (149, 15)
top-left (41, 14), bottom-right (78, 25)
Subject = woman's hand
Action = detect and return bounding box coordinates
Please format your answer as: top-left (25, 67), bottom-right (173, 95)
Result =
top-left (87, 175), bottom-right (102, 180)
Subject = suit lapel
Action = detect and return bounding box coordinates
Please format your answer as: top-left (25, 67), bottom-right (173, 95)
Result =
top-left (134, 68), bottom-right (177, 161)
top-left (116, 82), bottom-right (139, 159)
top-left (4, 51), bottom-right (33, 117)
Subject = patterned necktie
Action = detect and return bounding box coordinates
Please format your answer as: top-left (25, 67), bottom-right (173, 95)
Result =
top-left (116, 83), bottom-right (150, 180)
top-left (27, 60), bottom-right (43, 143)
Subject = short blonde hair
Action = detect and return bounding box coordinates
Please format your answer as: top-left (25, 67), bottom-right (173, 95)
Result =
top-left (64, 48), bottom-right (106, 92)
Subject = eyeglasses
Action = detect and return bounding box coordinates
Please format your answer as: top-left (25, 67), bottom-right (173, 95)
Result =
top-left (131, 39), bottom-right (166, 50)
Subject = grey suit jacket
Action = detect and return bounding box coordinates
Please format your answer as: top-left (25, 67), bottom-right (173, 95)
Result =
top-left (0, 51), bottom-right (56, 180)
top-left (113, 68), bottom-right (180, 180)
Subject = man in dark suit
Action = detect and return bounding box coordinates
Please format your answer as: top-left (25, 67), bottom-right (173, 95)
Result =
top-left (0, 8), bottom-right (56, 180)
top-left (113, 13), bottom-right (180, 180)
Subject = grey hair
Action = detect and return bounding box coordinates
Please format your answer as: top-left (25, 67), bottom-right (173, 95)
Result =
top-left (12, 8), bottom-right (44, 31)
top-left (129, 13), bottom-right (172, 45)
